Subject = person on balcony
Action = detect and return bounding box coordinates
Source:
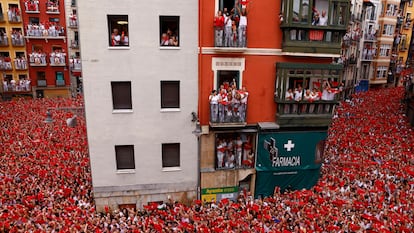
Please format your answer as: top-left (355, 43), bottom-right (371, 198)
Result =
top-left (214, 10), bottom-right (225, 47)
top-left (209, 90), bottom-right (220, 122)
top-left (318, 10), bottom-right (328, 26)
top-left (224, 11), bottom-right (234, 47)
top-left (236, 2), bottom-right (248, 47)
top-left (239, 86), bottom-right (248, 122)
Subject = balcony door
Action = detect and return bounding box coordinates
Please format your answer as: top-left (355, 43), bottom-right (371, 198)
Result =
top-left (217, 70), bottom-right (240, 91)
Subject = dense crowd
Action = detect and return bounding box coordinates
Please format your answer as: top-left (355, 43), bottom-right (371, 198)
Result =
top-left (0, 87), bottom-right (413, 232)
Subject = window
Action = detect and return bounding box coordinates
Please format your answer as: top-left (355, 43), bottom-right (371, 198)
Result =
top-left (160, 16), bottom-right (179, 47)
top-left (111, 81), bottom-right (132, 110)
top-left (161, 81), bottom-right (180, 108)
top-left (29, 17), bottom-right (39, 24)
top-left (216, 133), bottom-right (256, 169)
top-left (379, 44), bottom-right (391, 57)
top-left (376, 66), bottom-right (388, 79)
top-left (107, 15), bottom-right (129, 47)
top-left (162, 143), bottom-right (180, 168)
top-left (115, 145), bottom-right (135, 170)
top-left (37, 72), bottom-right (46, 87)
top-left (382, 24), bottom-right (394, 36)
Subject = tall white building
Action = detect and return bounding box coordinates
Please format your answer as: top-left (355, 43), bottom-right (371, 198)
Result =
top-left (78, 0), bottom-right (199, 211)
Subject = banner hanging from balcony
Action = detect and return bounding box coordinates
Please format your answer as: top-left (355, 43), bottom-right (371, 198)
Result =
top-left (255, 131), bottom-right (326, 198)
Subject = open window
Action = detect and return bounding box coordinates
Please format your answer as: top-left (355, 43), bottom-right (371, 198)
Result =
top-left (160, 16), bottom-right (180, 47)
top-left (107, 15), bottom-right (129, 47)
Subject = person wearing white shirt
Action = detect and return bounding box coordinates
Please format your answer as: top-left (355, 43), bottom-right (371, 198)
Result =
top-left (318, 10), bottom-right (328, 26)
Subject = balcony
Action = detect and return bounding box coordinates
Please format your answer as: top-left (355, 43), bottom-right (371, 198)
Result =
top-left (276, 100), bottom-right (338, 127)
top-left (8, 10), bottom-right (21, 23)
top-left (275, 62), bottom-right (343, 127)
top-left (69, 16), bottom-right (78, 28)
top-left (361, 48), bottom-right (376, 61)
top-left (29, 52), bottom-right (47, 66)
top-left (0, 13), bottom-right (5, 22)
top-left (24, 2), bottom-right (39, 13)
top-left (25, 24), bottom-right (66, 41)
top-left (11, 35), bottom-right (25, 46)
top-left (3, 80), bottom-right (31, 92)
top-left (0, 36), bottom-right (9, 47)
top-left (56, 79), bottom-right (65, 86)
top-left (70, 40), bottom-right (79, 49)
top-left (0, 59), bottom-right (13, 71)
top-left (70, 58), bottom-right (81, 71)
top-left (210, 102), bottom-right (247, 127)
top-left (46, 1), bottom-right (59, 14)
top-left (14, 58), bottom-right (28, 70)
top-left (49, 52), bottom-right (66, 66)
top-left (364, 32), bottom-right (377, 41)
top-left (37, 80), bottom-right (47, 87)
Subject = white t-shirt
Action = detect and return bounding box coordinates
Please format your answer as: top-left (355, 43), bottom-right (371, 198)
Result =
top-left (318, 15), bottom-right (327, 26)
top-left (239, 15), bottom-right (247, 26)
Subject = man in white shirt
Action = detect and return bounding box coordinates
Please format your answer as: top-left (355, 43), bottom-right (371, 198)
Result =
top-left (318, 10), bottom-right (328, 26)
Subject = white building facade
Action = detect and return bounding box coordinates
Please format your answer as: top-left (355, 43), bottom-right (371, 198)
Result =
top-left (78, 0), bottom-right (199, 211)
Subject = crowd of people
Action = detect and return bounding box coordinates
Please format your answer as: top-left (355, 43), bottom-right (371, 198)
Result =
top-left (214, 0), bottom-right (248, 48)
top-left (160, 29), bottom-right (179, 47)
top-left (23, 0), bottom-right (39, 12)
top-left (29, 51), bottom-right (47, 65)
top-left (14, 56), bottom-right (28, 70)
top-left (216, 134), bottom-right (254, 169)
top-left (209, 80), bottom-right (248, 123)
top-left (49, 50), bottom-right (67, 65)
top-left (0, 87), bottom-right (413, 232)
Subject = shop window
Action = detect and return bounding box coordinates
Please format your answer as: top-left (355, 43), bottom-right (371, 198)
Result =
top-left (115, 145), bottom-right (135, 170)
top-left (160, 16), bottom-right (179, 47)
top-left (162, 143), bottom-right (180, 168)
top-left (107, 15), bottom-right (129, 47)
top-left (215, 133), bottom-right (255, 169)
top-left (111, 81), bottom-right (132, 110)
top-left (161, 81), bottom-right (180, 109)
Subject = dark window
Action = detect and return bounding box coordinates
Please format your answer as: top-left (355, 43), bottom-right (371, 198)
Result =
top-left (107, 15), bottom-right (129, 46)
top-left (115, 145), bottom-right (135, 170)
top-left (159, 16), bottom-right (179, 46)
top-left (29, 17), bottom-right (39, 24)
top-left (161, 81), bottom-right (180, 108)
top-left (111, 81), bottom-right (132, 110)
top-left (162, 143), bottom-right (180, 168)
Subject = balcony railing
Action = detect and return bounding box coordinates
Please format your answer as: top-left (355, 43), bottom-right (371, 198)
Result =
top-left (70, 58), bottom-right (81, 70)
top-left (37, 80), bottom-right (47, 87)
top-left (0, 36), bottom-right (9, 46)
top-left (70, 40), bottom-right (79, 49)
top-left (12, 35), bottom-right (25, 46)
top-left (276, 100), bottom-right (338, 127)
top-left (0, 60), bottom-right (13, 70)
top-left (56, 79), bottom-right (65, 86)
top-left (24, 2), bottom-right (39, 13)
top-left (364, 32), bottom-right (377, 41)
top-left (49, 53), bottom-right (66, 66)
top-left (46, 2), bottom-right (59, 13)
top-left (214, 25), bottom-right (247, 50)
top-left (69, 16), bottom-right (78, 28)
top-left (361, 48), bottom-right (376, 61)
top-left (26, 24), bottom-right (65, 38)
top-left (210, 102), bottom-right (247, 125)
top-left (14, 58), bottom-right (28, 70)
top-left (8, 10), bottom-right (21, 23)
top-left (29, 53), bottom-right (47, 66)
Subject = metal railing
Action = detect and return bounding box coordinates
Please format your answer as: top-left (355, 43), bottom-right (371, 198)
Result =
top-left (210, 102), bottom-right (247, 123)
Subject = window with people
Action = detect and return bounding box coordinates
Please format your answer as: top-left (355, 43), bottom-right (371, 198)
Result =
top-left (160, 16), bottom-right (179, 47)
top-left (209, 72), bottom-right (248, 123)
top-left (0, 52), bottom-right (12, 70)
top-left (50, 46), bottom-right (66, 65)
top-left (107, 15), bottom-right (129, 47)
top-left (276, 66), bottom-right (343, 114)
top-left (0, 28), bottom-right (8, 46)
top-left (8, 4), bottom-right (21, 23)
top-left (285, 0), bottom-right (347, 26)
top-left (214, 0), bottom-right (249, 48)
top-left (14, 51), bottom-right (27, 70)
top-left (29, 45), bottom-right (47, 65)
top-left (215, 133), bottom-right (255, 170)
